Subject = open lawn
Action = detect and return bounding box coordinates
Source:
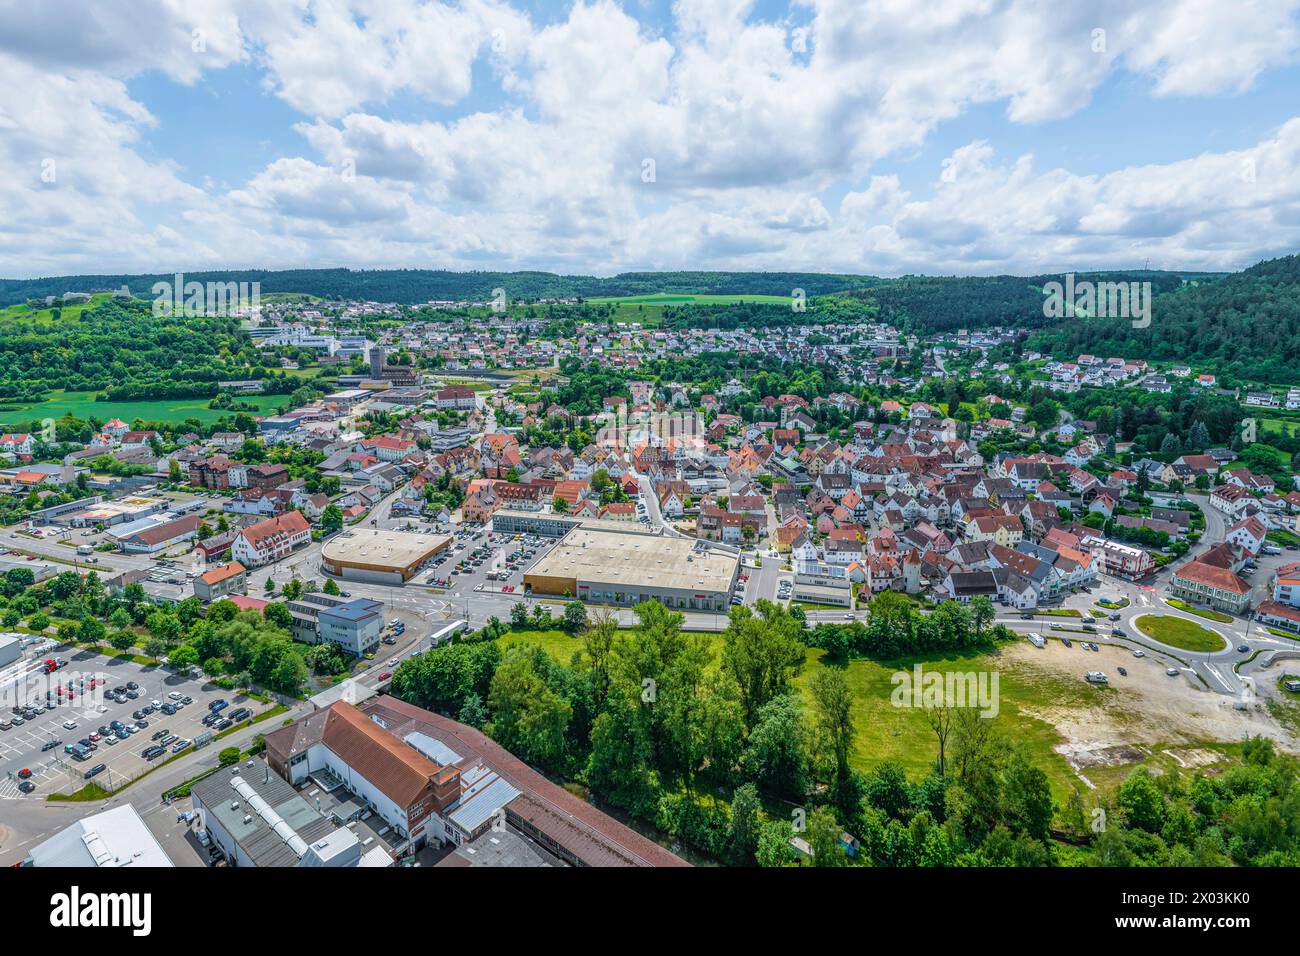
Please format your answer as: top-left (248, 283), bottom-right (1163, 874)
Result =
top-left (1134, 614), bottom-right (1226, 652)
top-left (0, 389), bottom-right (286, 429)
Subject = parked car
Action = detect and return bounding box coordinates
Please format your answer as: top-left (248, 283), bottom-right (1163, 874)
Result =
top-left (83, 764), bottom-right (106, 780)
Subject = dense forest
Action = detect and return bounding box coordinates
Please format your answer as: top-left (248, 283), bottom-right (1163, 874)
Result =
top-left (0, 269), bottom-right (884, 308)
top-left (1030, 254), bottom-right (1300, 384)
top-left (0, 297), bottom-right (312, 406)
top-left (840, 271), bottom-right (1195, 333)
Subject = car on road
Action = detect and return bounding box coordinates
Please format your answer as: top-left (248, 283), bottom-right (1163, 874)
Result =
top-left (1113, 628), bottom-right (1127, 638)
top-left (378, 671), bottom-right (393, 680)
top-left (1237, 644), bottom-right (1251, 653)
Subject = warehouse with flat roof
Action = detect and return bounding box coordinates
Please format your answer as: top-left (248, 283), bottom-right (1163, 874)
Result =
top-left (524, 527), bottom-right (738, 611)
top-left (321, 529), bottom-right (451, 584)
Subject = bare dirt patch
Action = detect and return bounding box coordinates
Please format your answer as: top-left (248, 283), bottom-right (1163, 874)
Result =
top-left (1002, 641), bottom-right (1296, 777)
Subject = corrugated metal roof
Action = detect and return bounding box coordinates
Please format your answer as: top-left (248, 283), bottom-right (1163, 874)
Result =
top-left (403, 730), bottom-right (461, 766)
top-left (449, 776), bottom-right (519, 833)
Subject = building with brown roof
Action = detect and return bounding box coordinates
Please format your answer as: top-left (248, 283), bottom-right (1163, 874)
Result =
top-left (264, 699), bottom-right (686, 866)
top-left (1170, 558), bottom-right (1252, 614)
top-left (233, 510), bottom-right (311, 567)
top-left (194, 560), bottom-right (247, 602)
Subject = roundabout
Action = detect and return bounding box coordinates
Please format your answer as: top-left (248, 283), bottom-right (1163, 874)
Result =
top-left (1133, 613), bottom-right (1229, 654)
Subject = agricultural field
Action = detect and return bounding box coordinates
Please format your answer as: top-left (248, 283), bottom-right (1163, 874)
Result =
top-left (586, 292), bottom-right (795, 325)
top-left (0, 388), bottom-right (286, 429)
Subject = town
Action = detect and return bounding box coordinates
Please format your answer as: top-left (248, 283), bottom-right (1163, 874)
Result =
top-left (0, 277), bottom-right (1298, 873)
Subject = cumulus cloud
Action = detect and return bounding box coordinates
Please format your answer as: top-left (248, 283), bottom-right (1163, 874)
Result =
top-left (1, 0), bottom-right (1299, 276)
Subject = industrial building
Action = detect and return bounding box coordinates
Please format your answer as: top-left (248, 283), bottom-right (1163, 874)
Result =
top-left (524, 528), bottom-right (738, 611)
top-left (264, 698), bottom-right (687, 866)
top-left (68, 495), bottom-right (168, 528)
top-left (0, 633), bottom-right (22, 668)
top-left (22, 804), bottom-right (172, 867)
top-left (321, 529), bottom-right (451, 584)
top-left (190, 762), bottom-right (393, 868)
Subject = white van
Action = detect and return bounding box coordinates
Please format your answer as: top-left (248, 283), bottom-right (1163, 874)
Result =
top-left (1084, 671), bottom-right (1109, 685)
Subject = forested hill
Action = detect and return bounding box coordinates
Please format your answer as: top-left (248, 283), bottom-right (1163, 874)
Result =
top-left (1028, 253), bottom-right (1300, 384)
top-left (0, 269), bottom-right (884, 307)
top-left (838, 271), bottom-right (1200, 333)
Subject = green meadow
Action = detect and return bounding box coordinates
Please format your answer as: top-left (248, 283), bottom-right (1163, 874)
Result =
top-left (0, 389), bottom-right (286, 429)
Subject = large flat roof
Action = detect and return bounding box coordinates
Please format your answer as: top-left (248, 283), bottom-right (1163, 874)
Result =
top-left (527, 528), bottom-right (737, 593)
top-left (25, 804), bottom-right (172, 868)
top-left (322, 529), bottom-right (450, 570)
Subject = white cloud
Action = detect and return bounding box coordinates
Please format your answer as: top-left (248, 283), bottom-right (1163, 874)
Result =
top-left (1, 0), bottom-right (1300, 277)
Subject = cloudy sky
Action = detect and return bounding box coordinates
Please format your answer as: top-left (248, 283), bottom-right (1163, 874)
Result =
top-left (3, 0), bottom-right (1300, 279)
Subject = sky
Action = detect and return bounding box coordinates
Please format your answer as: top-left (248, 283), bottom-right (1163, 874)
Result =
top-left (2, 0), bottom-right (1300, 280)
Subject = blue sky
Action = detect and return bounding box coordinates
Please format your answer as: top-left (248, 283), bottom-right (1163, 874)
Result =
top-left (3, 0), bottom-right (1300, 278)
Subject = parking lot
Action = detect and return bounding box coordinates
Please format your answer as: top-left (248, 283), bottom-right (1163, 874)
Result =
top-left (0, 647), bottom-right (271, 800)
top-left (426, 527), bottom-right (564, 597)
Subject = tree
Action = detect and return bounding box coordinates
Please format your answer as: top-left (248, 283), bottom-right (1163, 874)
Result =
top-left (728, 783), bottom-right (762, 864)
top-left (218, 747), bottom-right (241, 767)
top-left (109, 630), bottom-right (136, 651)
top-left (742, 693), bottom-right (809, 802)
top-left (808, 806), bottom-right (846, 867)
top-left (756, 819), bottom-right (796, 867)
top-left (487, 644), bottom-right (572, 769)
top-left (322, 577), bottom-right (341, 596)
top-left (552, 495), bottom-right (569, 513)
top-left (320, 504), bottom-right (343, 534)
top-left (926, 702), bottom-right (955, 778)
top-left (809, 668), bottom-right (856, 817)
top-left (561, 601), bottom-right (587, 635)
top-left (509, 601), bottom-right (529, 629)
top-left (77, 616), bottom-right (106, 647)
top-left (282, 578), bottom-right (303, 600)
top-left (721, 600), bottom-right (807, 729)
top-left (168, 645), bottom-right (200, 670)
top-left (263, 602), bottom-right (293, 630)
top-left (459, 692), bottom-right (488, 728)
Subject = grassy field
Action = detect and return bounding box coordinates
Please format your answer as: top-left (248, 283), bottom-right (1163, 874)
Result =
top-left (1134, 614), bottom-right (1226, 652)
top-left (0, 389), bottom-right (286, 429)
top-left (0, 293), bottom-right (110, 324)
top-left (496, 629), bottom-right (1082, 800)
